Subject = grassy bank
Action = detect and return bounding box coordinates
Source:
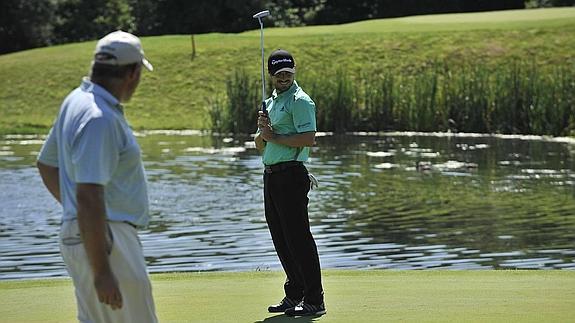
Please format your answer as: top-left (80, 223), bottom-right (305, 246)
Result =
top-left (1, 270), bottom-right (574, 322)
top-left (0, 8), bottom-right (574, 134)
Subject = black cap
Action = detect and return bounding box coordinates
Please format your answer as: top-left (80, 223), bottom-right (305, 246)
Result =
top-left (268, 49), bottom-right (296, 75)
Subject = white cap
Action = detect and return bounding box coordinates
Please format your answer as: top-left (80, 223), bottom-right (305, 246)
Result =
top-left (94, 30), bottom-right (153, 71)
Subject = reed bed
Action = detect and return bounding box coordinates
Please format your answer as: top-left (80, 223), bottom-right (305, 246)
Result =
top-left (207, 68), bottom-right (260, 135)
top-left (209, 60), bottom-right (575, 136)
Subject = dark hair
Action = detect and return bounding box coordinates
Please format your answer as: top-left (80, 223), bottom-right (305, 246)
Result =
top-left (91, 62), bottom-right (139, 80)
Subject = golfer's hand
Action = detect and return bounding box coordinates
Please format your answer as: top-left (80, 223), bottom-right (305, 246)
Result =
top-left (257, 111), bottom-right (275, 141)
top-left (257, 111), bottom-right (270, 129)
top-left (94, 270), bottom-right (123, 310)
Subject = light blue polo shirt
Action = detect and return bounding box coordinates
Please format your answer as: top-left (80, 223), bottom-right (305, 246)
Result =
top-left (261, 80), bottom-right (317, 166)
top-left (38, 78), bottom-right (150, 227)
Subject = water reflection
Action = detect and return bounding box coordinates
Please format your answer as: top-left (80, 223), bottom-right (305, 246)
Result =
top-left (1, 132), bottom-right (574, 280)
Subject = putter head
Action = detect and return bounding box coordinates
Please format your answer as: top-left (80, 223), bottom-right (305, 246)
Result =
top-left (253, 10), bottom-right (271, 19)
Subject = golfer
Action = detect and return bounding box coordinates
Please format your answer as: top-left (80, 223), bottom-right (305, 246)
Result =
top-left (255, 49), bottom-right (326, 316)
top-left (37, 31), bottom-right (157, 322)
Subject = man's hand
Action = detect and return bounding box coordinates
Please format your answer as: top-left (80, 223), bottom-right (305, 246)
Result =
top-left (257, 110), bottom-right (275, 142)
top-left (94, 269), bottom-right (123, 310)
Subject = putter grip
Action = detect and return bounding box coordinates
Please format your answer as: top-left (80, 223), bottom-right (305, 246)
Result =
top-left (261, 101), bottom-right (268, 116)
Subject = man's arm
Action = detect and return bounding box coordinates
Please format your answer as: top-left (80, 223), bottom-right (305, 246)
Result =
top-left (264, 131), bottom-right (316, 147)
top-left (261, 131), bottom-right (316, 148)
top-left (37, 161), bottom-right (61, 203)
top-left (77, 183), bottom-right (123, 310)
top-left (256, 105), bottom-right (316, 149)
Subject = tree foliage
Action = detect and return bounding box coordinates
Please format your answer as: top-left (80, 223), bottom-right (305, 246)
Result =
top-left (54, 0), bottom-right (136, 43)
top-left (152, 0), bottom-right (265, 34)
top-left (0, 0), bottom-right (56, 53)
top-left (526, 0), bottom-right (575, 7)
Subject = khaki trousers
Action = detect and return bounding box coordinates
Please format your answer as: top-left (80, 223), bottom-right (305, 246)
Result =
top-left (60, 221), bottom-right (157, 323)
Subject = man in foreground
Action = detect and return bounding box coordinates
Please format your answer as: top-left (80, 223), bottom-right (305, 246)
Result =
top-left (37, 30), bottom-right (158, 322)
top-left (255, 49), bottom-right (326, 317)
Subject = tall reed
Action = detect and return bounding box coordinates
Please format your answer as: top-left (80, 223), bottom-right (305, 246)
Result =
top-left (206, 68), bottom-right (260, 134)
top-left (301, 68), bottom-right (357, 133)
top-left (209, 60), bottom-right (575, 136)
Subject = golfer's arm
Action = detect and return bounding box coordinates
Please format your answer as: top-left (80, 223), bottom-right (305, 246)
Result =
top-left (77, 183), bottom-right (113, 277)
top-left (269, 131), bottom-right (316, 148)
top-left (37, 161), bottom-right (61, 203)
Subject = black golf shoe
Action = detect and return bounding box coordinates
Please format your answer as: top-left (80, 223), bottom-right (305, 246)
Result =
top-left (267, 297), bottom-right (299, 313)
top-left (285, 301), bottom-right (326, 316)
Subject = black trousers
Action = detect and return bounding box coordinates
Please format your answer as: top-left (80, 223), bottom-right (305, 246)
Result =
top-left (264, 163), bottom-right (324, 305)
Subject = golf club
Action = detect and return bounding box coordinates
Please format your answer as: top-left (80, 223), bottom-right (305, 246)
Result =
top-left (253, 10), bottom-right (271, 116)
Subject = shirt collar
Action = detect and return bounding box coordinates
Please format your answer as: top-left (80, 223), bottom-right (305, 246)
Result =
top-left (272, 80), bottom-right (298, 100)
top-left (80, 77), bottom-right (124, 113)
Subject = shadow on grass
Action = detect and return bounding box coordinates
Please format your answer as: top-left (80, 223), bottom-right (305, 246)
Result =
top-left (255, 314), bottom-right (323, 322)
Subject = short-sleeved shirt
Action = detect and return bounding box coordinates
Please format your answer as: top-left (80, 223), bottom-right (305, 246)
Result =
top-left (261, 80), bottom-right (317, 166)
top-left (38, 78), bottom-right (150, 226)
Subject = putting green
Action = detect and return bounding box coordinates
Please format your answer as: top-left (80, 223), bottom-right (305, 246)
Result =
top-left (1, 270), bottom-right (574, 322)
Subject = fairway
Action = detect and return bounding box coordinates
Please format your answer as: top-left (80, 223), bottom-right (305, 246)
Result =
top-left (258, 7), bottom-right (575, 35)
top-left (0, 8), bottom-right (574, 134)
top-left (1, 270), bottom-right (574, 322)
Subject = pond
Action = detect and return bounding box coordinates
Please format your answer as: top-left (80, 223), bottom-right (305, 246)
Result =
top-left (1, 131), bottom-right (574, 280)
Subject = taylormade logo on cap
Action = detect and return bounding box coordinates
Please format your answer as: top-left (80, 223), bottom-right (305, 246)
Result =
top-left (94, 30), bottom-right (153, 71)
top-left (271, 58), bottom-right (293, 65)
top-left (268, 49), bottom-right (295, 75)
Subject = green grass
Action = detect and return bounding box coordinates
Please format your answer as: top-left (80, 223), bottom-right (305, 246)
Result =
top-left (1, 8), bottom-right (574, 134)
top-left (1, 270), bottom-right (574, 322)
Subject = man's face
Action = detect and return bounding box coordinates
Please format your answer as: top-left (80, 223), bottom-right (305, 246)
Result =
top-left (123, 64), bottom-right (142, 102)
top-left (271, 71), bottom-right (295, 93)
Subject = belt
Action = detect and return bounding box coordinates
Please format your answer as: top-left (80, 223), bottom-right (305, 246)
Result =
top-left (265, 161), bottom-right (303, 174)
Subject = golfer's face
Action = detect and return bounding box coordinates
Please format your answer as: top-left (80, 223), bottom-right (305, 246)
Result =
top-left (124, 65), bottom-right (142, 102)
top-left (271, 71), bottom-right (294, 93)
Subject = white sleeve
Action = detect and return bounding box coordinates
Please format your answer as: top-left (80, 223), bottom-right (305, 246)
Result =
top-left (37, 127), bottom-right (59, 167)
